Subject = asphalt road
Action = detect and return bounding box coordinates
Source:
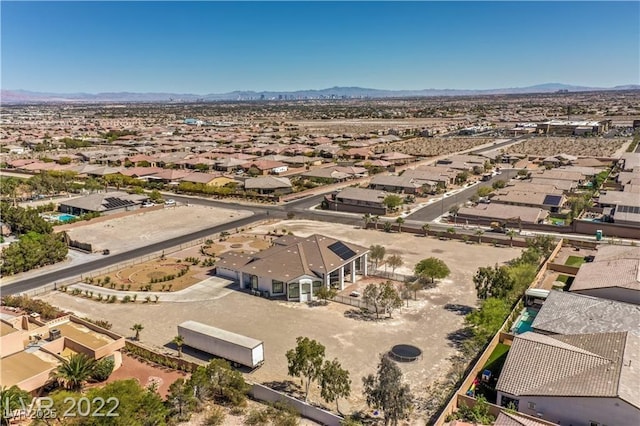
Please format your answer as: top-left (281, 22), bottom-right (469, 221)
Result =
top-left (406, 169), bottom-right (519, 221)
top-left (471, 135), bottom-right (528, 154)
top-left (2, 212), bottom-right (266, 296)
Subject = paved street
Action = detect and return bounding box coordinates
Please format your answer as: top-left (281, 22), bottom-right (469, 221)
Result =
top-left (406, 169), bottom-right (519, 221)
top-left (2, 212), bottom-right (266, 296)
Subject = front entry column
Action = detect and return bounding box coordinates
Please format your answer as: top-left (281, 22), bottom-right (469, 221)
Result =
top-left (338, 267), bottom-right (345, 290)
top-left (351, 260), bottom-right (356, 282)
top-left (325, 273), bottom-right (331, 289)
top-left (363, 254), bottom-right (368, 276)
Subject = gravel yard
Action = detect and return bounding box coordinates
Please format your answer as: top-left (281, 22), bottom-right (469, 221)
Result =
top-left (39, 219), bottom-right (520, 420)
top-left (62, 205), bottom-right (252, 254)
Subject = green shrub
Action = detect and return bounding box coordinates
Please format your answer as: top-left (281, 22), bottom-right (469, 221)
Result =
top-left (91, 357), bottom-right (115, 382)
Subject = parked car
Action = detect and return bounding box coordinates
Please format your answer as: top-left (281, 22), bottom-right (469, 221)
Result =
top-left (142, 201), bottom-right (155, 208)
top-left (164, 199), bottom-right (176, 206)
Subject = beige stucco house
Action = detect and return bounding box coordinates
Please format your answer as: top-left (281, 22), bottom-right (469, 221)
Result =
top-left (215, 234), bottom-right (369, 302)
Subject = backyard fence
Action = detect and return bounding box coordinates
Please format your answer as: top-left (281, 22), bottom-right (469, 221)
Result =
top-left (331, 295), bottom-right (379, 313)
top-left (370, 269), bottom-right (416, 283)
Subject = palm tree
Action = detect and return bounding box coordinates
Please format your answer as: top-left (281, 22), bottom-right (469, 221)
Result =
top-left (475, 229), bottom-right (485, 244)
top-left (131, 323), bottom-right (144, 341)
top-left (50, 354), bottom-right (96, 391)
top-left (362, 213), bottom-right (372, 229)
top-left (173, 335), bottom-right (184, 358)
top-left (506, 229), bottom-right (517, 247)
top-left (421, 223), bottom-right (430, 237)
top-left (372, 215), bottom-right (380, 230)
top-left (395, 217), bottom-right (405, 233)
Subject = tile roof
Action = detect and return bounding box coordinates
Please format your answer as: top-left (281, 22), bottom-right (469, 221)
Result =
top-left (531, 291), bottom-right (640, 336)
top-left (570, 246), bottom-right (640, 296)
top-left (457, 203), bottom-right (549, 224)
top-left (336, 187), bottom-right (387, 204)
top-left (495, 411), bottom-right (558, 426)
top-left (59, 191), bottom-right (147, 212)
top-left (218, 234), bottom-right (368, 282)
top-left (243, 176), bottom-right (292, 190)
top-left (496, 331), bottom-right (638, 409)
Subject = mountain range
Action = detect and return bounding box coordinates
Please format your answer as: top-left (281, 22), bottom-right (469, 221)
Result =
top-left (2, 83), bottom-right (638, 103)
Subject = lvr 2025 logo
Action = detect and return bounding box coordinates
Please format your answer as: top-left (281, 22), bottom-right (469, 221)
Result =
top-left (3, 396), bottom-right (119, 420)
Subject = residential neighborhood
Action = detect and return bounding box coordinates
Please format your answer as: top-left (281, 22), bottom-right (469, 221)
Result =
top-left (1, 4), bottom-right (639, 423)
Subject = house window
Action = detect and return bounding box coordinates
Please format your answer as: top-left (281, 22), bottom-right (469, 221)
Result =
top-left (312, 281), bottom-right (322, 295)
top-left (527, 402), bottom-right (536, 410)
top-left (251, 275), bottom-right (258, 290)
top-left (301, 283), bottom-right (311, 295)
top-left (589, 422), bottom-right (599, 426)
top-left (288, 283), bottom-right (299, 299)
top-left (272, 280), bottom-right (284, 294)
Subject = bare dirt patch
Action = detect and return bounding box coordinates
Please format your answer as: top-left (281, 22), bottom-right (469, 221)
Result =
top-left (377, 136), bottom-right (494, 157)
top-left (504, 136), bottom-right (627, 157)
top-left (63, 205), bottom-right (252, 254)
top-left (39, 219), bottom-right (521, 418)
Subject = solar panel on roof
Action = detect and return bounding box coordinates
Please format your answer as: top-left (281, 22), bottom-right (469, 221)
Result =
top-left (103, 197), bottom-right (136, 210)
top-left (543, 195), bottom-right (563, 206)
top-left (328, 241), bottom-right (357, 260)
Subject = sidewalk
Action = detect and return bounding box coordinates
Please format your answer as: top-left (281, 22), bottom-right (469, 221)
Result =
top-left (0, 249), bottom-right (103, 287)
top-left (65, 276), bottom-right (236, 303)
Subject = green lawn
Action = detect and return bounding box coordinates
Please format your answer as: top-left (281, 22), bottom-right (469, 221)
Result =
top-left (483, 343), bottom-right (510, 372)
top-left (565, 256), bottom-right (586, 267)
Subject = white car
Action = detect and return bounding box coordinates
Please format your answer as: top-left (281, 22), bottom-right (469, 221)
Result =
top-left (142, 201), bottom-right (155, 208)
top-left (164, 199), bottom-right (176, 206)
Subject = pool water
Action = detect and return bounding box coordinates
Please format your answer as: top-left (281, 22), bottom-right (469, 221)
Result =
top-left (512, 308), bottom-right (538, 335)
top-left (56, 214), bottom-right (77, 222)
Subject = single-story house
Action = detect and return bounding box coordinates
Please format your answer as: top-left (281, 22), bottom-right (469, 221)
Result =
top-left (216, 234), bottom-right (369, 301)
top-left (456, 203), bottom-right (549, 226)
top-left (531, 290), bottom-right (640, 335)
top-left (324, 187), bottom-right (388, 215)
top-left (58, 191), bottom-right (147, 216)
top-left (368, 175), bottom-right (437, 194)
top-left (496, 331), bottom-right (638, 426)
top-left (569, 245), bottom-right (640, 304)
top-left (241, 160), bottom-right (288, 175)
top-left (179, 172), bottom-right (237, 187)
top-left (243, 176), bottom-right (292, 195)
top-left (491, 191), bottom-right (566, 213)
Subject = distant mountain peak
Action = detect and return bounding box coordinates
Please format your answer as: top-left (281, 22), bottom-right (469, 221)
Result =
top-left (1, 83), bottom-right (638, 103)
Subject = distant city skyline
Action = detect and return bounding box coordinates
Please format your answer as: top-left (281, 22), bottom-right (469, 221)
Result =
top-left (2, 1), bottom-right (639, 93)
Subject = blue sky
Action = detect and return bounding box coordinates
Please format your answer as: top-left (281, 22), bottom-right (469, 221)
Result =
top-left (2, 1), bottom-right (638, 93)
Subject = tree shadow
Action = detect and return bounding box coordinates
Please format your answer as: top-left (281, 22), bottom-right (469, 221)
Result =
top-left (343, 308), bottom-right (383, 322)
top-left (446, 327), bottom-right (474, 350)
top-left (306, 300), bottom-right (328, 308)
top-left (443, 303), bottom-right (474, 316)
top-left (261, 380), bottom-right (305, 400)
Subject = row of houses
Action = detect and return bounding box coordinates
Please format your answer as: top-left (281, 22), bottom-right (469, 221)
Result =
top-left (491, 245), bottom-right (639, 425)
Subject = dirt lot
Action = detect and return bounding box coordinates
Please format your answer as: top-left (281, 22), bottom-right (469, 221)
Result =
top-left (63, 205), bottom-right (252, 254)
top-left (503, 136), bottom-right (628, 157)
top-left (377, 136), bottom-right (496, 157)
top-left (38, 220), bottom-right (521, 419)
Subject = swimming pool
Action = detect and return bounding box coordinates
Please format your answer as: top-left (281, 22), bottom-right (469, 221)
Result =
top-left (512, 308), bottom-right (538, 335)
top-left (54, 214), bottom-right (77, 222)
